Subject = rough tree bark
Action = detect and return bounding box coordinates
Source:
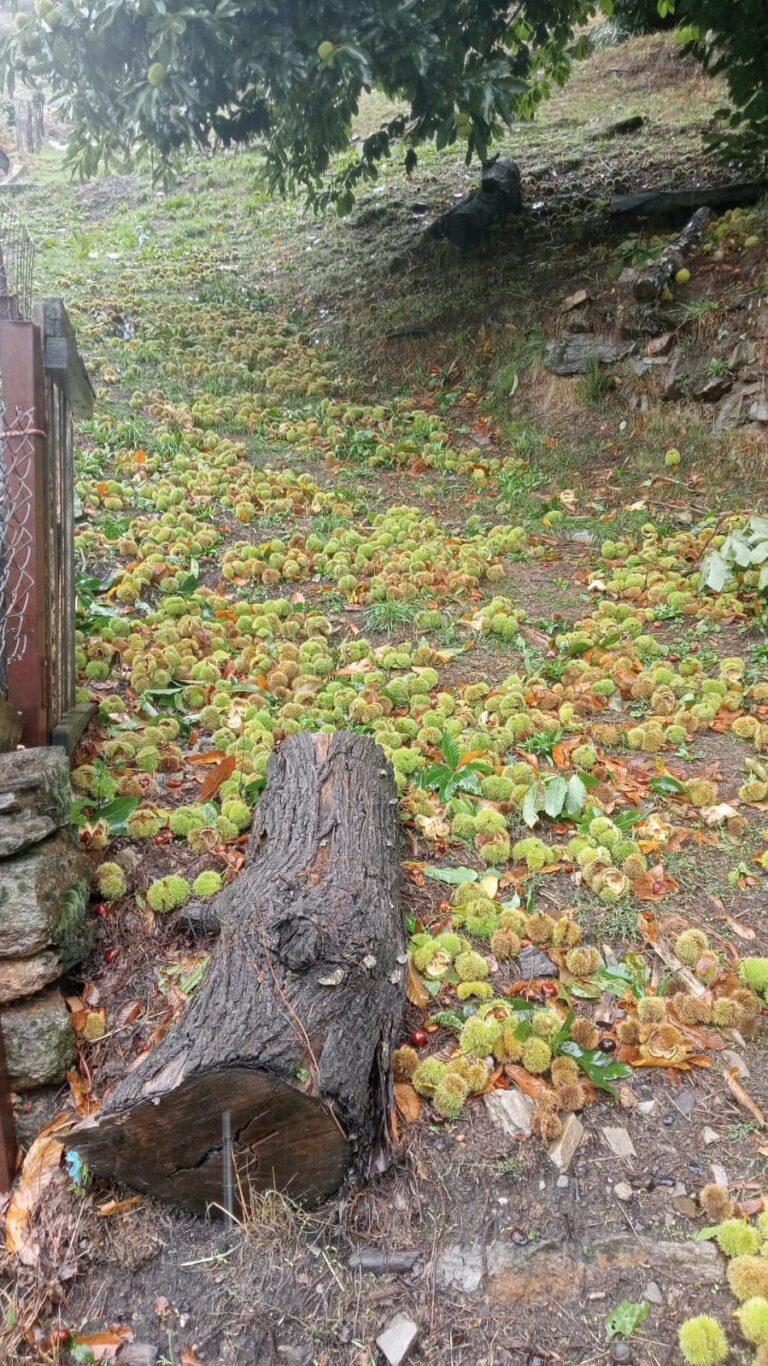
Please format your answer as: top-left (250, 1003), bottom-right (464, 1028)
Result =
top-left (621, 207), bottom-right (716, 302)
top-left (427, 156), bottom-right (523, 252)
top-left (73, 732), bottom-right (404, 1213)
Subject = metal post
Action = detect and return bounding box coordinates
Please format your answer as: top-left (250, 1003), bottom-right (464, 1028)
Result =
top-left (0, 319), bottom-right (48, 746)
top-left (0, 1023), bottom-right (17, 1194)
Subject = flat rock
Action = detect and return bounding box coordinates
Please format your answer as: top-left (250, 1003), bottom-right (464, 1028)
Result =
top-left (0, 830), bottom-right (91, 961)
top-left (0, 987), bottom-right (75, 1089)
top-left (644, 1281), bottom-right (663, 1305)
top-left (562, 288), bottom-right (591, 312)
top-left (0, 951), bottom-right (65, 1006)
top-left (711, 1163), bottom-right (729, 1189)
top-left (714, 382), bottom-right (762, 432)
top-left (588, 114), bottom-right (644, 140)
top-left (695, 374), bottom-right (732, 402)
top-left (548, 1114), bottom-right (584, 1172)
top-left (12, 1085), bottom-right (61, 1148)
top-left (484, 1089), bottom-right (534, 1139)
top-left (672, 1089), bottom-right (695, 1119)
top-left (646, 332), bottom-right (675, 357)
top-left (702, 1127), bottom-right (719, 1145)
top-left (376, 1313), bottom-right (420, 1366)
top-left (544, 335), bottom-right (634, 377)
top-left (614, 1182), bottom-right (633, 1202)
top-left (0, 747), bottom-right (72, 856)
top-left (518, 944), bottom-right (559, 980)
top-left (435, 1244), bottom-right (485, 1295)
top-left (602, 1126), bottom-right (636, 1159)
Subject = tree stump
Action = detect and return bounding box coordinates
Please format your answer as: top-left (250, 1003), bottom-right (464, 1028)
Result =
top-left (73, 732), bottom-right (404, 1213)
top-left (427, 156), bottom-right (523, 252)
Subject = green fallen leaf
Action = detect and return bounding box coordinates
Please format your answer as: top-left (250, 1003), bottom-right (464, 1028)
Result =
top-left (649, 774), bottom-right (686, 795)
top-left (604, 1299), bottom-right (649, 1341)
top-left (423, 865), bottom-right (479, 886)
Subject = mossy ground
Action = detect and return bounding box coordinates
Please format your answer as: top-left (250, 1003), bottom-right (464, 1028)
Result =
top-left (2, 28), bottom-right (768, 1366)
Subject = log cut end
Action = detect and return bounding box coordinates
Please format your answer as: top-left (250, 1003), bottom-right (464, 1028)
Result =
top-left (75, 1066), bottom-right (350, 1212)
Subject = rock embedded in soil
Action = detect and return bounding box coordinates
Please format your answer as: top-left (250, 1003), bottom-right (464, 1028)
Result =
top-left (376, 1313), bottom-right (420, 1366)
top-left (548, 1113), bottom-right (584, 1172)
top-left (602, 1126), bottom-right (637, 1159)
top-left (518, 945), bottom-right (559, 980)
top-left (12, 1085), bottom-right (60, 1147)
top-left (1, 986), bottom-right (76, 1088)
top-left (0, 829), bottom-right (91, 960)
top-left (587, 114), bottom-right (644, 140)
top-left (484, 1088), bottom-right (534, 1139)
top-left (544, 334), bottom-right (634, 377)
top-left (435, 1243), bottom-right (485, 1295)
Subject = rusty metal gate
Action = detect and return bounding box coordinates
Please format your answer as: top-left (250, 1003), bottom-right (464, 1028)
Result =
top-left (0, 203), bottom-right (93, 745)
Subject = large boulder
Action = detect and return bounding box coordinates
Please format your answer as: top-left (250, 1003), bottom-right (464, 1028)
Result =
top-left (0, 746), bottom-right (73, 857)
top-left (0, 829), bottom-right (91, 962)
top-left (1, 987), bottom-right (75, 1089)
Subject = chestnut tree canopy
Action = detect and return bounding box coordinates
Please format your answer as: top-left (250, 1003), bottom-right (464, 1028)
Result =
top-left (1, 0), bottom-right (598, 205)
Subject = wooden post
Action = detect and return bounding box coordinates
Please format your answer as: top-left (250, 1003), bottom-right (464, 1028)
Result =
top-left (0, 319), bottom-right (48, 747)
top-left (0, 1022), bottom-right (17, 1193)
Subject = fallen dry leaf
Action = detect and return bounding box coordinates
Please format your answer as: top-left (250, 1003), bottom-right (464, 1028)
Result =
top-left (723, 915), bottom-right (756, 941)
top-left (414, 811), bottom-right (450, 842)
top-left (97, 1195), bottom-right (144, 1217)
top-left (633, 865), bottom-right (680, 901)
top-left (70, 1328), bottom-right (132, 1361)
top-left (5, 1114), bottom-right (71, 1264)
top-left (196, 754), bottom-right (236, 801)
top-left (394, 1082), bottom-right (421, 1123)
top-left (406, 955), bottom-right (430, 1008)
top-left (724, 1067), bottom-right (765, 1128)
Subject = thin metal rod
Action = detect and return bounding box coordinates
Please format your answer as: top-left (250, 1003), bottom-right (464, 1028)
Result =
top-left (222, 1109), bottom-right (234, 1227)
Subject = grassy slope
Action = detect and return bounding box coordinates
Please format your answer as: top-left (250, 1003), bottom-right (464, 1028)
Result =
top-left (3, 29), bottom-right (768, 1366)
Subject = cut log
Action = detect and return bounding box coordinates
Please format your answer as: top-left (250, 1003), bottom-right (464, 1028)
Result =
top-left (621, 207), bottom-right (716, 303)
top-left (73, 732), bottom-right (404, 1213)
top-left (610, 182), bottom-right (767, 223)
top-left (428, 156), bottom-right (522, 252)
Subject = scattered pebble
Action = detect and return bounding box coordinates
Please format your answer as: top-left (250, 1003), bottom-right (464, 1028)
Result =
top-left (602, 1126), bottom-right (637, 1160)
top-left (614, 1182), bottom-right (633, 1202)
top-left (376, 1313), bottom-right (420, 1366)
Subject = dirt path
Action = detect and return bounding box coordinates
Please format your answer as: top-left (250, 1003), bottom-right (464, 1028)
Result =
top-left (2, 30), bottom-right (768, 1366)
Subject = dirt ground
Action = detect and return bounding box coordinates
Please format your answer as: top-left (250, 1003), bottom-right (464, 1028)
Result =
top-left (2, 26), bottom-right (768, 1366)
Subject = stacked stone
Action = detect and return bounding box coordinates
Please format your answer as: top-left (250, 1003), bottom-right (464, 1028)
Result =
top-left (0, 748), bottom-right (92, 1138)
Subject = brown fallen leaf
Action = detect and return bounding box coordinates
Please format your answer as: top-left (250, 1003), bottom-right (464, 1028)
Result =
top-left (724, 1067), bottom-right (765, 1128)
top-left (70, 1328), bottom-right (132, 1361)
top-left (180, 1347), bottom-right (203, 1365)
top-left (394, 1082), bottom-right (421, 1123)
top-left (406, 955), bottom-right (430, 1009)
top-left (633, 865), bottom-right (680, 901)
top-left (504, 1064), bottom-right (550, 1100)
top-left (97, 1195), bottom-right (144, 1217)
top-left (5, 1114), bottom-right (72, 1263)
top-left (186, 749), bottom-right (228, 765)
top-left (196, 754), bottom-right (236, 802)
top-left (724, 915), bottom-right (756, 941)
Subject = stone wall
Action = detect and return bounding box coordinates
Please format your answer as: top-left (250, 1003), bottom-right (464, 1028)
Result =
top-left (0, 747), bottom-right (92, 1143)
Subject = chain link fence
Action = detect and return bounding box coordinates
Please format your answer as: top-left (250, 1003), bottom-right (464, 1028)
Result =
top-left (0, 203), bottom-right (35, 695)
